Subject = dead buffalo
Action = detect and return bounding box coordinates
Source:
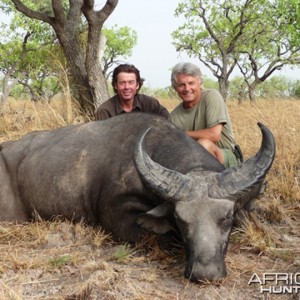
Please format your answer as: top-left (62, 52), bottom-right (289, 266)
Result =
top-left (0, 113), bottom-right (275, 282)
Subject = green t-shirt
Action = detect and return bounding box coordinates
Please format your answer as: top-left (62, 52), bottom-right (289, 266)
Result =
top-left (170, 89), bottom-right (236, 150)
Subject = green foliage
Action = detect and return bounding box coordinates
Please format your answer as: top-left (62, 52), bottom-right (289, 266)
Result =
top-left (9, 84), bottom-right (29, 98)
top-left (103, 25), bottom-right (137, 58)
top-left (202, 76), bottom-right (219, 90)
top-left (228, 77), bottom-right (245, 99)
top-left (140, 85), bottom-right (178, 99)
top-left (172, 0), bottom-right (300, 99)
top-left (293, 80), bottom-right (300, 99)
top-left (228, 75), bottom-right (300, 99)
top-left (48, 254), bottom-right (72, 267)
top-left (0, 34), bottom-right (62, 100)
top-left (102, 25), bottom-right (138, 78)
top-left (111, 244), bottom-right (133, 263)
top-left (276, 0), bottom-right (300, 48)
top-left (257, 76), bottom-right (292, 98)
top-left (0, 2), bottom-right (137, 100)
top-left (0, 1), bottom-right (64, 100)
top-left (1, 0), bottom-right (55, 40)
top-left (236, 0), bottom-right (300, 74)
top-left (173, 0), bottom-right (247, 62)
top-left (140, 76), bottom-right (300, 100)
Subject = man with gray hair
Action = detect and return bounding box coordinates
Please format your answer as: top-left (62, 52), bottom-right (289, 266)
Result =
top-left (170, 62), bottom-right (242, 168)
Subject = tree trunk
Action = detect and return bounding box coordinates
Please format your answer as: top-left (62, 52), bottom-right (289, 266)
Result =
top-left (85, 31), bottom-right (110, 110)
top-left (19, 79), bottom-right (40, 102)
top-left (237, 82), bottom-right (247, 104)
top-left (99, 32), bottom-right (107, 71)
top-left (248, 85), bottom-right (257, 102)
top-left (54, 28), bottom-right (96, 115)
top-left (218, 78), bottom-right (229, 101)
top-left (0, 73), bottom-right (18, 113)
top-left (0, 31), bottom-right (32, 113)
top-left (237, 90), bottom-right (243, 105)
top-left (10, 0), bottom-right (118, 117)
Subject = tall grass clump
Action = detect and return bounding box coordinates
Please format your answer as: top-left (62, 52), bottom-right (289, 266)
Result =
top-left (227, 100), bottom-right (300, 206)
top-left (226, 99), bottom-right (300, 258)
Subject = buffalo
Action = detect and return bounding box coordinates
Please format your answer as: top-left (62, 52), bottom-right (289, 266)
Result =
top-left (0, 113), bottom-right (275, 282)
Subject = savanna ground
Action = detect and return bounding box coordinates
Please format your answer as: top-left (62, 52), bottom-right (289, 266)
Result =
top-left (0, 95), bottom-right (299, 299)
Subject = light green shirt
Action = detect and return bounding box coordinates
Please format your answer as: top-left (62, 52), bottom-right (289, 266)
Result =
top-left (170, 89), bottom-right (236, 150)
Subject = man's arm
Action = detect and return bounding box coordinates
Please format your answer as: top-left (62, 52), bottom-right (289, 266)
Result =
top-left (95, 97), bottom-right (117, 120)
top-left (95, 108), bottom-right (111, 120)
top-left (186, 124), bottom-right (223, 142)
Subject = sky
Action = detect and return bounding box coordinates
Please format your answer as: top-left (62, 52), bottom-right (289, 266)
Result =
top-left (1, 1), bottom-right (299, 89)
top-left (97, 0), bottom-right (300, 88)
top-left (97, 0), bottom-right (200, 88)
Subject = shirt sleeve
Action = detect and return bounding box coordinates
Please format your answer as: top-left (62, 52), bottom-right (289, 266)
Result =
top-left (204, 90), bottom-right (227, 128)
top-left (94, 97), bottom-right (117, 120)
top-left (95, 108), bottom-right (111, 120)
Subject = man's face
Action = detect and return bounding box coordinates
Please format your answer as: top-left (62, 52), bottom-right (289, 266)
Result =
top-left (175, 74), bottom-right (202, 108)
top-left (115, 72), bottom-right (139, 102)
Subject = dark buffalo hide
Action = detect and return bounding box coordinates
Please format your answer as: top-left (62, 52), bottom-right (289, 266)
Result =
top-left (0, 113), bottom-right (275, 282)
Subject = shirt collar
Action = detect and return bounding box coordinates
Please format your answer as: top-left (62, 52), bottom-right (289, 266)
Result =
top-left (115, 94), bottom-right (142, 114)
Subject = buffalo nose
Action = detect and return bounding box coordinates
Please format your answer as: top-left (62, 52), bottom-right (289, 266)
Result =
top-left (184, 262), bottom-right (227, 283)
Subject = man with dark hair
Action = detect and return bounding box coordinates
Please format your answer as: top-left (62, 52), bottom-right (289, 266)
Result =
top-left (95, 64), bottom-right (169, 120)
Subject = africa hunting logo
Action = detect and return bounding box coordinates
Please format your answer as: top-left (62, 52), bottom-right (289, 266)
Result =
top-left (248, 273), bottom-right (300, 295)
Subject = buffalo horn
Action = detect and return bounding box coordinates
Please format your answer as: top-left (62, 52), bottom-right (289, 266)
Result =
top-left (209, 122), bottom-right (276, 204)
top-left (134, 127), bottom-right (194, 202)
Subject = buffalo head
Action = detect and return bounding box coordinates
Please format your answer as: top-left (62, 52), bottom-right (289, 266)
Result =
top-left (134, 122), bottom-right (275, 282)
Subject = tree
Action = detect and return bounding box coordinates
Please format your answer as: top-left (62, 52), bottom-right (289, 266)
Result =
top-left (235, 0), bottom-right (300, 101)
top-left (172, 0), bottom-right (255, 100)
top-left (102, 25), bottom-right (138, 79)
top-left (228, 76), bottom-right (248, 103)
top-left (172, 0), bottom-right (300, 101)
top-left (258, 76), bottom-right (293, 98)
top-left (6, 0), bottom-right (118, 116)
top-left (0, 6), bottom-right (65, 109)
top-left (0, 32), bottom-right (31, 111)
top-left (229, 75), bottom-right (298, 99)
top-left (295, 80), bottom-right (300, 99)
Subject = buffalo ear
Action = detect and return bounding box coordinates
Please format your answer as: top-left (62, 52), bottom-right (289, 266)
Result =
top-left (136, 203), bottom-right (173, 234)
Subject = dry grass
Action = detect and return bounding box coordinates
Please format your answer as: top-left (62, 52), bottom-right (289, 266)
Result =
top-left (0, 96), bottom-right (87, 142)
top-left (0, 96), bottom-right (300, 299)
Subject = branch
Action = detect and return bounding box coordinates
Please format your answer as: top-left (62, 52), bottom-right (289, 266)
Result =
top-left (247, 52), bottom-right (284, 83)
top-left (81, 0), bottom-right (118, 65)
top-left (10, 0), bottom-right (54, 25)
top-left (21, 32), bottom-right (33, 53)
top-left (198, 54), bottom-right (221, 79)
top-left (96, 0), bottom-right (118, 21)
top-left (65, 0), bottom-right (84, 29)
top-left (227, 60), bottom-right (237, 77)
top-left (237, 60), bottom-right (253, 84)
top-left (198, 6), bottom-right (224, 55)
top-left (227, 0), bottom-right (253, 53)
top-left (82, 0), bottom-right (118, 25)
top-left (51, 0), bottom-right (66, 25)
top-left (82, 0), bottom-right (94, 10)
top-left (5, 31), bottom-right (33, 76)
